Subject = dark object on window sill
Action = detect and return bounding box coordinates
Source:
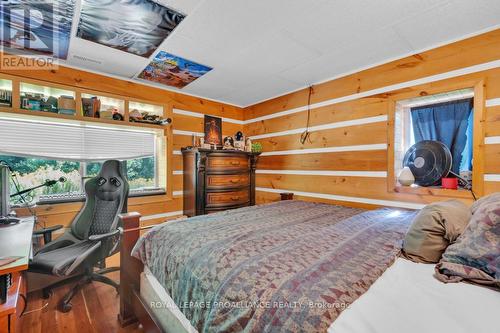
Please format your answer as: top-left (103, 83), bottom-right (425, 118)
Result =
top-left (280, 192), bottom-right (294, 201)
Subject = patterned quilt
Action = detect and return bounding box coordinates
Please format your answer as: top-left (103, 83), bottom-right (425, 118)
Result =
top-left (132, 200), bottom-right (417, 332)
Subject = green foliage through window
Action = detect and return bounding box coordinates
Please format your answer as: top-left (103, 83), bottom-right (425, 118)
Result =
top-left (0, 155), bottom-right (157, 204)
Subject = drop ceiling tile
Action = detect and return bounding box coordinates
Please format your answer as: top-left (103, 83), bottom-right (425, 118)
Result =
top-left (393, 1), bottom-right (500, 51)
top-left (277, 27), bottom-right (413, 86)
top-left (67, 38), bottom-right (148, 78)
top-left (155, 0), bottom-right (202, 15)
top-left (225, 30), bottom-right (321, 77)
top-left (220, 75), bottom-right (303, 106)
top-left (61, 0), bottom-right (500, 106)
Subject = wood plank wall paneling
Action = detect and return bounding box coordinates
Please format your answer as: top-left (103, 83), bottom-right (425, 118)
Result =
top-left (484, 145), bottom-right (500, 174)
top-left (173, 113), bottom-right (242, 135)
top-left (257, 151), bottom-right (388, 171)
top-left (2, 60), bottom-right (243, 227)
top-left (244, 29), bottom-right (500, 120)
top-left (6, 29), bottom-right (500, 218)
top-left (485, 105), bottom-right (500, 136)
top-left (258, 122), bottom-right (387, 152)
top-left (246, 29), bottom-right (500, 209)
top-left (484, 181), bottom-right (500, 195)
top-left (245, 97), bottom-right (388, 137)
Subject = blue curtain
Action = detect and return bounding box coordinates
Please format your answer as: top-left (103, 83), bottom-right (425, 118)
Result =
top-left (411, 98), bottom-right (473, 175)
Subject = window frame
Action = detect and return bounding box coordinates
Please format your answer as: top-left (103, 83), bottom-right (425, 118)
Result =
top-left (387, 79), bottom-right (485, 199)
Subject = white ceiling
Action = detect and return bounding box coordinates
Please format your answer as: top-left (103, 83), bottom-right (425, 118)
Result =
top-left (63, 0), bottom-right (500, 107)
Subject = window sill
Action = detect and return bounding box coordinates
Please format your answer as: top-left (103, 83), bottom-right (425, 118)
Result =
top-left (34, 189), bottom-right (166, 206)
top-left (392, 185), bottom-right (473, 199)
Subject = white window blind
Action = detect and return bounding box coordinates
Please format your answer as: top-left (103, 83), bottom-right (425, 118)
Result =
top-left (0, 116), bottom-right (156, 161)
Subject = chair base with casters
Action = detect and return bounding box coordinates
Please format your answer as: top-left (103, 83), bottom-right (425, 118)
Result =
top-left (46, 266), bottom-right (120, 313)
top-left (28, 160), bottom-right (129, 312)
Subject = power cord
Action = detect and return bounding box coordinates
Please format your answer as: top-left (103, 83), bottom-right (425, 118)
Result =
top-left (300, 85), bottom-right (314, 145)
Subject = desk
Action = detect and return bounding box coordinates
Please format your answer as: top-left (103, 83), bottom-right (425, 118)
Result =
top-left (0, 217), bottom-right (34, 333)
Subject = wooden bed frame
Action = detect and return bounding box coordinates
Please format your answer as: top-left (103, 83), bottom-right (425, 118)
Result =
top-left (118, 212), bottom-right (164, 333)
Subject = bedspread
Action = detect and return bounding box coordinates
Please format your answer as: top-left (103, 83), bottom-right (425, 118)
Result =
top-left (132, 200), bottom-right (417, 332)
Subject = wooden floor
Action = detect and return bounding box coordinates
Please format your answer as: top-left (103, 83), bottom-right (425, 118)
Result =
top-left (21, 272), bottom-right (143, 333)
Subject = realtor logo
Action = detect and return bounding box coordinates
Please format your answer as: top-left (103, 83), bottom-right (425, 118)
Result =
top-left (0, 0), bottom-right (74, 70)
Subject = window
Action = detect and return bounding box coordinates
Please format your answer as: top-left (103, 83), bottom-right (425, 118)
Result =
top-left (394, 89), bottom-right (474, 186)
top-left (0, 113), bottom-right (166, 205)
top-left (1, 155), bottom-right (161, 205)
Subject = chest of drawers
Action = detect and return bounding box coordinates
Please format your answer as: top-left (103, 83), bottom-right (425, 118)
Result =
top-left (182, 148), bottom-right (260, 216)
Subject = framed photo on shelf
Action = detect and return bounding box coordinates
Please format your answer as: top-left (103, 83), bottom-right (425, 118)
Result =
top-left (204, 115), bottom-right (222, 147)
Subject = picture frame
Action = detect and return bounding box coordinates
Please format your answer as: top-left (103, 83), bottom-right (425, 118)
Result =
top-left (204, 115), bottom-right (222, 147)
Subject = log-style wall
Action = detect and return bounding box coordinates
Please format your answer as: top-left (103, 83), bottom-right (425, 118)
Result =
top-left (244, 29), bottom-right (500, 209)
top-left (1, 60), bottom-right (243, 228)
top-left (6, 28), bottom-right (500, 226)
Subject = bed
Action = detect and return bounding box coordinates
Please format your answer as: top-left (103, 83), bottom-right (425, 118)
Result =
top-left (118, 201), bottom-right (500, 333)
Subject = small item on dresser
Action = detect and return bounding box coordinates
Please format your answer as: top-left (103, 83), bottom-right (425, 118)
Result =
top-left (251, 142), bottom-right (262, 153)
top-left (234, 139), bottom-right (245, 151)
top-left (398, 166), bottom-right (415, 186)
top-left (200, 137), bottom-right (211, 149)
top-left (280, 192), bottom-right (294, 201)
top-left (245, 137), bottom-right (252, 152)
top-left (204, 115), bottom-right (222, 146)
top-left (235, 131), bottom-right (244, 141)
top-left (223, 136), bottom-right (234, 149)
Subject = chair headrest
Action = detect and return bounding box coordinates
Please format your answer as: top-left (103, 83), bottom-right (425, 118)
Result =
top-left (95, 160), bottom-right (126, 201)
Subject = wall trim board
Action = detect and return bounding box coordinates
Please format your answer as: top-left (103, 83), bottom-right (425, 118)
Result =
top-left (255, 187), bottom-right (425, 210)
top-left (260, 144), bottom-right (387, 156)
top-left (140, 211), bottom-right (184, 221)
top-left (485, 136), bottom-right (500, 144)
top-left (173, 108), bottom-right (244, 125)
top-left (243, 60), bottom-right (500, 123)
top-left (249, 115), bottom-right (387, 140)
top-left (485, 98), bottom-right (500, 107)
top-left (173, 129), bottom-right (204, 137)
top-left (256, 170), bottom-right (387, 177)
top-left (484, 174), bottom-right (500, 182)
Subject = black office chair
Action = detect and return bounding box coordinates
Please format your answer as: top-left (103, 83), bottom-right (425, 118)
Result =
top-left (29, 160), bottom-right (129, 312)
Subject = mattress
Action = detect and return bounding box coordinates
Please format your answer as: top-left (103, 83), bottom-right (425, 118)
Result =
top-left (330, 258), bottom-right (500, 333)
top-left (141, 259), bottom-right (500, 333)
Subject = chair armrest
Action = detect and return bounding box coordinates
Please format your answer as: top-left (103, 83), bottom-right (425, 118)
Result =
top-left (33, 224), bottom-right (64, 244)
top-left (88, 228), bottom-right (122, 242)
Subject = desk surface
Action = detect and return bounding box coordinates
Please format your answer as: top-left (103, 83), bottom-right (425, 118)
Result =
top-left (0, 218), bottom-right (34, 276)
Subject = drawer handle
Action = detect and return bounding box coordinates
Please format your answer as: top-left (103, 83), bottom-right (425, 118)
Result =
top-left (230, 161), bottom-right (241, 166)
top-left (230, 179), bottom-right (240, 183)
top-left (231, 196), bottom-right (240, 201)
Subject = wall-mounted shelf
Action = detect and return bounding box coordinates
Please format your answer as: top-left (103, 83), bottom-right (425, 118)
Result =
top-left (0, 74), bottom-right (170, 131)
top-left (20, 82), bottom-right (76, 115)
top-left (81, 93), bottom-right (125, 122)
top-left (0, 78), bottom-right (12, 108)
top-left (128, 101), bottom-right (165, 125)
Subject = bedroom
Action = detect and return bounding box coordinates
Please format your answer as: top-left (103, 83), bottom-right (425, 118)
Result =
top-left (0, 0), bottom-right (498, 332)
